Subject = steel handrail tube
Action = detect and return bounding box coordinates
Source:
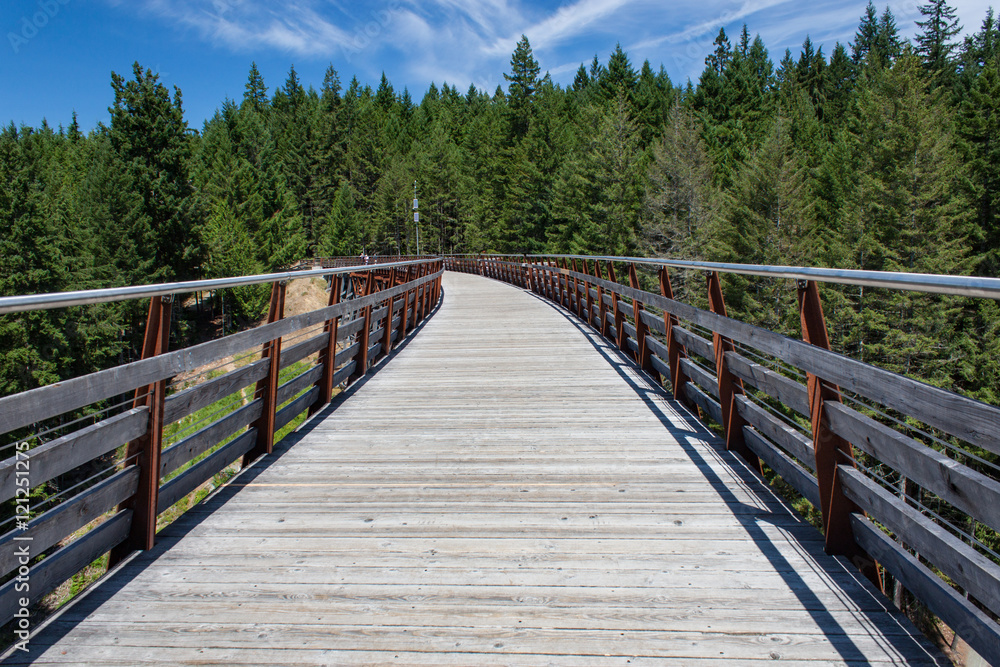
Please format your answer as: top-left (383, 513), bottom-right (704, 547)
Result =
top-left (444, 254), bottom-right (1000, 300)
top-left (0, 259), bottom-right (440, 315)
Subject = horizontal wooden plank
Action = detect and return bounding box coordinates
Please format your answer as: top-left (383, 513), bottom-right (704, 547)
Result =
top-left (744, 427), bottom-right (821, 508)
top-left (276, 365), bottom-right (323, 407)
top-left (734, 395), bottom-right (814, 468)
top-left (826, 402), bottom-right (1000, 533)
top-left (335, 341), bottom-right (360, 367)
top-left (163, 358), bottom-right (268, 425)
top-left (684, 383), bottom-right (723, 426)
top-left (649, 349), bottom-right (672, 384)
top-left (839, 465), bottom-right (1000, 616)
top-left (0, 271), bottom-right (441, 435)
top-left (279, 332), bottom-right (327, 370)
top-left (851, 513), bottom-right (1000, 662)
top-left (0, 408), bottom-right (148, 503)
top-left (332, 360), bottom-right (357, 388)
top-left (157, 430), bottom-right (257, 513)
top-left (0, 509), bottom-right (131, 626)
top-left (673, 326), bottom-right (714, 361)
top-left (0, 467), bottom-right (138, 577)
top-left (639, 309), bottom-right (667, 336)
top-left (679, 357), bottom-right (719, 399)
top-left (274, 386), bottom-right (320, 434)
top-left (160, 399), bottom-right (262, 477)
top-left (726, 351), bottom-right (810, 417)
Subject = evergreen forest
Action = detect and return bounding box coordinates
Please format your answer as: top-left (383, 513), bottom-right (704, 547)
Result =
top-left (2, 0), bottom-right (999, 409)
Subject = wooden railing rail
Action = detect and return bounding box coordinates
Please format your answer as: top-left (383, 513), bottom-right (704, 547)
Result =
top-left (445, 254), bottom-right (1000, 659)
top-left (0, 258), bottom-right (443, 630)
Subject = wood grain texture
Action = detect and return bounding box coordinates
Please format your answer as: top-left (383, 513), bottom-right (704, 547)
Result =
top-left (0, 408), bottom-right (147, 503)
top-left (3, 273), bottom-right (942, 665)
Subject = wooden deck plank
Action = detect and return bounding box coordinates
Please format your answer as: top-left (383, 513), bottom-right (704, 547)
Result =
top-left (3, 272), bottom-right (945, 665)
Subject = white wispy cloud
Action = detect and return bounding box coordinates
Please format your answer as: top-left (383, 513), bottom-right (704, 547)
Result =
top-left (137, 0), bottom-right (357, 55)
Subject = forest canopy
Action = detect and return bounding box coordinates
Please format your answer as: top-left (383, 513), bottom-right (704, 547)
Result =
top-left (1, 0), bottom-right (998, 403)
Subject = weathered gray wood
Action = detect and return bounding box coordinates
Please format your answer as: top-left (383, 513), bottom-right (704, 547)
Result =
top-left (159, 400), bottom-right (262, 477)
top-left (679, 357), bottom-right (719, 399)
top-left (743, 427), bottom-right (821, 508)
top-left (649, 348), bottom-right (672, 384)
top-left (0, 270), bottom-right (442, 435)
top-left (839, 465), bottom-right (1000, 616)
top-left (549, 265), bottom-right (1000, 455)
top-left (0, 509), bottom-right (131, 625)
top-left (0, 408), bottom-right (147, 503)
top-left (639, 309), bottom-right (667, 336)
top-left (851, 513), bottom-right (1000, 662)
top-left (335, 341), bottom-right (360, 367)
top-left (162, 359), bottom-right (268, 425)
top-left (726, 351), bottom-right (810, 417)
top-left (337, 316), bottom-right (364, 340)
top-left (0, 467), bottom-right (138, 576)
top-left (684, 382), bottom-right (723, 426)
top-left (273, 386), bottom-right (320, 434)
top-left (279, 332), bottom-right (326, 370)
top-left (275, 364), bottom-right (322, 407)
top-left (826, 401), bottom-right (1000, 533)
top-left (673, 326), bottom-right (714, 361)
top-left (734, 395), bottom-right (814, 468)
top-left (332, 360), bottom-right (357, 387)
top-left (157, 430), bottom-right (256, 513)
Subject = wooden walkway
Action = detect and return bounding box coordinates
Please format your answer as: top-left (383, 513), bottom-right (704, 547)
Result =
top-left (6, 272), bottom-right (944, 665)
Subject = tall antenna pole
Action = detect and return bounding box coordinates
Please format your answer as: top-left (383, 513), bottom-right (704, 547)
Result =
top-left (413, 181), bottom-right (420, 256)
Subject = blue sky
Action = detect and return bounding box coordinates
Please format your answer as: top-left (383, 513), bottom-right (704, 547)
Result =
top-left (1, 0), bottom-right (994, 132)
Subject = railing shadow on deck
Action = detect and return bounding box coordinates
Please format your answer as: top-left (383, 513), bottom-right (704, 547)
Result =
top-left (0, 295), bottom-right (445, 664)
top-left (506, 273), bottom-right (946, 665)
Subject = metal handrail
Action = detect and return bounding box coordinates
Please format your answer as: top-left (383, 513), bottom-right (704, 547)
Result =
top-left (451, 254), bottom-right (1000, 300)
top-left (0, 258), bottom-right (441, 315)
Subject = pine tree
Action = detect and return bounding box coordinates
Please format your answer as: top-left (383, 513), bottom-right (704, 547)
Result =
top-left (243, 62), bottom-right (269, 112)
top-left (504, 35), bottom-right (541, 139)
top-left (852, 2), bottom-right (880, 65)
top-left (916, 0), bottom-right (962, 82)
top-left (105, 62), bottom-right (203, 284)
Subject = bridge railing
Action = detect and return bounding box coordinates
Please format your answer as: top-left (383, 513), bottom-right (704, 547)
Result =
top-left (446, 253), bottom-right (1000, 659)
top-left (0, 258), bottom-right (443, 633)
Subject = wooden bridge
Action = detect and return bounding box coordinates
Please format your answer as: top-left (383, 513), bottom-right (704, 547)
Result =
top-left (1, 257), bottom-right (999, 664)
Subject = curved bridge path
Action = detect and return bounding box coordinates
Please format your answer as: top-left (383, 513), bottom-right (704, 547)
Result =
top-left (7, 273), bottom-right (943, 665)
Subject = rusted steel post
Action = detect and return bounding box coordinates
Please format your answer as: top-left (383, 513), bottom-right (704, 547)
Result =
top-left (595, 262), bottom-right (608, 337)
top-left (243, 281), bottom-right (287, 466)
top-left (660, 268), bottom-right (689, 400)
top-left (109, 294), bottom-right (173, 565)
top-left (556, 259), bottom-right (567, 307)
top-left (312, 274), bottom-right (342, 415)
top-left (607, 262), bottom-right (626, 352)
top-left (706, 272), bottom-right (760, 472)
top-left (351, 271), bottom-right (375, 381)
top-left (582, 261), bottom-right (594, 327)
top-left (628, 264), bottom-right (652, 371)
top-left (798, 280), bottom-right (877, 583)
top-left (399, 267), bottom-right (413, 337)
top-left (570, 260), bottom-right (581, 317)
top-left (381, 268), bottom-right (397, 358)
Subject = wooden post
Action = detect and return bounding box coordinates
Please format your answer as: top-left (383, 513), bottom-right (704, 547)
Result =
top-left (798, 280), bottom-right (877, 583)
top-left (312, 275), bottom-right (342, 415)
top-left (351, 272), bottom-right (375, 381)
top-left (707, 272), bottom-right (760, 473)
top-left (399, 267), bottom-right (412, 338)
top-left (628, 263), bottom-right (652, 371)
top-left (109, 294), bottom-right (172, 565)
top-left (243, 281), bottom-right (286, 466)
